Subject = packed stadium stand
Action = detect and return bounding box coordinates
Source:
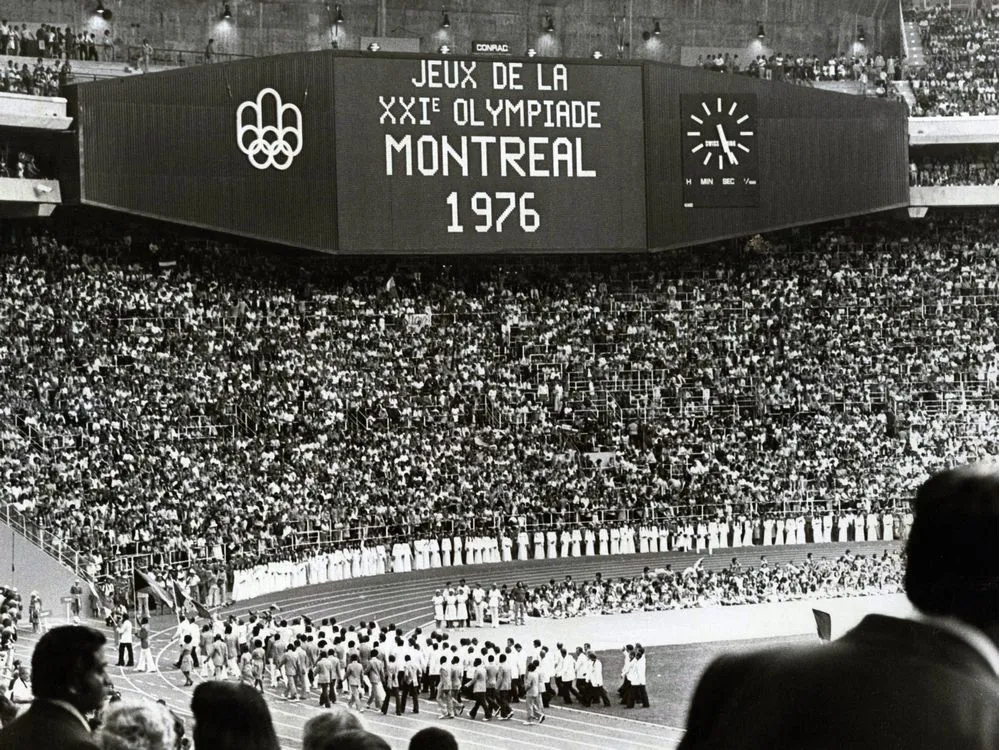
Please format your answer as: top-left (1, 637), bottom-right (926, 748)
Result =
top-left (0, 209), bottom-right (995, 583)
top-left (905, 5), bottom-right (998, 116)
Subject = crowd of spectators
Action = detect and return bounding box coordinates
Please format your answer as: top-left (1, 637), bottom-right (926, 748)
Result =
top-left (0, 58), bottom-right (69, 96)
top-left (0, 209), bottom-right (995, 585)
top-left (697, 51), bottom-right (902, 85)
top-left (522, 549), bottom-right (903, 618)
top-left (906, 5), bottom-right (998, 116)
top-left (0, 22), bottom-right (112, 61)
top-left (0, 146), bottom-right (43, 179)
top-left (909, 147), bottom-right (1000, 186)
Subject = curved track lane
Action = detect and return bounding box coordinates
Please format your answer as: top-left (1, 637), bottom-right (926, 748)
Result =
top-left (29, 541), bottom-right (898, 750)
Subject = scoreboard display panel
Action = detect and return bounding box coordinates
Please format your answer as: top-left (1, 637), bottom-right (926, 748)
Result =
top-left (73, 51), bottom-right (908, 255)
top-left (333, 56), bottom-right (646, 253)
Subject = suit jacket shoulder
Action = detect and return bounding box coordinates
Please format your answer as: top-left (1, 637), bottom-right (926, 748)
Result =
top-left (679, 616), bottom-right (998, 750)
top-left (0, 701), bottom-right (101, 750)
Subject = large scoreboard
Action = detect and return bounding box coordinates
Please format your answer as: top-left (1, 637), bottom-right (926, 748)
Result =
top-left (72, 51), bottom-right (909, 254)
top-left (334, 57), bottom-right (645, 252)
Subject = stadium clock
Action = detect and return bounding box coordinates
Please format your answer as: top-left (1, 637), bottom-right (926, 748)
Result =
top-left (680, 93), bottom-right (760, 208)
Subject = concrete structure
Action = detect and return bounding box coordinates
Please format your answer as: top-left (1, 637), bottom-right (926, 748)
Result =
top-left (909, 185), bottom-right (999, 207)
top-left (908, 115), bottom-right (1000, 146)
top-left (0, 90), bottom-right (71, 128)
top-left (0, 516), bottom-right (83, 622)
top-left (0, 0), bottom-right (897, 65)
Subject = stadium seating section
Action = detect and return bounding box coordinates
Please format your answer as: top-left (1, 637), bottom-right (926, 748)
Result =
top-left (906, 6), bottom-right (999, 116)
top-left (0, 209), bottom-right (995, 580)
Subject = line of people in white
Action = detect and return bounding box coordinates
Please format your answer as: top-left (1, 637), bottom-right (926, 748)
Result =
top-left (171, 608), bottom-right (642, 725)
top-left (230, 512), bottom-right (908, 602)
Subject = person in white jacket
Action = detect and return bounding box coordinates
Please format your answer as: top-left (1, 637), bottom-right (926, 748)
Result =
top-left (115, 614), bottom-right (134, 667)
top-left (624, 646), bottom-right (649, 708)
top-left (586, 652), bottom-right (611, 707)
top-left (557, 647), bottom-right (580, 704)
top-left (574, 646), bottom-right (591, 706)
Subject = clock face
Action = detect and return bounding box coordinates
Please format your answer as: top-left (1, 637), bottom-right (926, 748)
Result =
top-left (680, 93), bottom-right (760, 208)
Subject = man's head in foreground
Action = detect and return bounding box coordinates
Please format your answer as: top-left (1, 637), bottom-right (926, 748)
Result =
top-left (905, 462), bottom-right (998, 644)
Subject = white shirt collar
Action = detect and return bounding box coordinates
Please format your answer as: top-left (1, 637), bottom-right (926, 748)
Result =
top-left (44, 699), bottom-right (93, 734)
top-left (913, 612), bottom-right (999, 677)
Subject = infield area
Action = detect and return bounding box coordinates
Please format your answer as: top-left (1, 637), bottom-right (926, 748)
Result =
top-left (35, 542), bottom-right (903, 750)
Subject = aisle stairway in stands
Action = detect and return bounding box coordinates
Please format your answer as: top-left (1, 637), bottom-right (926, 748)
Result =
top-left (902, 19), bottom-right (928, 68)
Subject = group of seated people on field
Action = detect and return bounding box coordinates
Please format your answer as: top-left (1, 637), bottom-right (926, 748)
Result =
top-left (0, 209), bottom-right (995, 587)
top-left (523, 550), bottom-right (903, 617)
top-left (909, 149), bottom-right (1000, 186)
top-left (907, 6), bottom-right (998, 116)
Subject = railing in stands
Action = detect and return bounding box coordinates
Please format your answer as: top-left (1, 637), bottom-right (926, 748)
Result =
top-left (0, 501), bottom-right (88, 579)
top-left (124, 45), bottom-right (253, 69)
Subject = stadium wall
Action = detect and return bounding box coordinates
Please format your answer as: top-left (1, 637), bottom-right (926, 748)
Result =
top-left (13, 0), bottom-right (896, 62)
top-left (0, 519), bottom-right (80, 621)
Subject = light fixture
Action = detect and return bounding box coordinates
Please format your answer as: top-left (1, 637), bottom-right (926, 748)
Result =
top-left (544, 13), bottom-right (555, 33)
top-left (221, 4), bottom-right (232, 20)
top-left (96, 0), bottom-right (106, 16)
top-left (335, 4), bottom-right (345, 24)
top-left (441, 7), bottom-right (450, 29)
top-left (592, 50), bottom-right (603, 59)
top-left (756, 21), bottom-right (765, 39)
top-left (653, 20), bottom-right (661, 36)
top-left (857, 26), bottom-right (866, 42)
top-left (527, 48), bottom-right (537, 57)
top-left (367, 41), bottom-right (380, 52)
top-left (439, 44), bottom-right (451, 54)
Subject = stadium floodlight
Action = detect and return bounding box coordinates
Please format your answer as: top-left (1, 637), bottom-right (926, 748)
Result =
top-left (221, 4), bottom-right (232, 20)
top-left (756, 21), bottom-right (765, 39)
top-left (95, 0), bottom-right (106, 16)
top-left (544, 13), bottom-right (555, 33)
top-left (653, 20), bottom-right (661, 36)
top-left (441, 7), bottom-right (450, 29)
top-left (857, 26), bottom-right (866, 42)
top-left (335, 4), bottom-right (345, 24)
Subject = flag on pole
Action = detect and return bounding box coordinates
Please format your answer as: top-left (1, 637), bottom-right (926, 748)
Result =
top-left (812, 608), bottom-right (832, 642)
top-left (172, 580), bottom-right (212, 619)
top-left (134, 569), bottom-right (174, 609)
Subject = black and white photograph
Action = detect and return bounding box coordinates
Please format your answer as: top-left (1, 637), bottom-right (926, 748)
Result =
top-left (0, 1), bottom-right (996, 749)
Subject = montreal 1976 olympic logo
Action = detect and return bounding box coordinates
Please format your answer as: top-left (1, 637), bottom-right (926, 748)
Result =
top-left (236, 88), bottom-right (303, 171)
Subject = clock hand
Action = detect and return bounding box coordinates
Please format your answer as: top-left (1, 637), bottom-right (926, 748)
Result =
top-left (716, 123), bottom-right (738, 164)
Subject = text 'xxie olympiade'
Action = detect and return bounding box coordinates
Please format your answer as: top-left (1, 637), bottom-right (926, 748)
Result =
top-left (380, 60), bottom-right (601, 178)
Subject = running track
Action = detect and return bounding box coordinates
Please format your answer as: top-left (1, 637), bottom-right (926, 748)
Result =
top-left (23, 541), bottom-right (898, 750)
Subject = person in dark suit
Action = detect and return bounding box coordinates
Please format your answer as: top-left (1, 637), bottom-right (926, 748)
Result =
top-left (0, 625), bottom-right (108, 750)
top-left (678, 462), bottom-right (998, 750)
